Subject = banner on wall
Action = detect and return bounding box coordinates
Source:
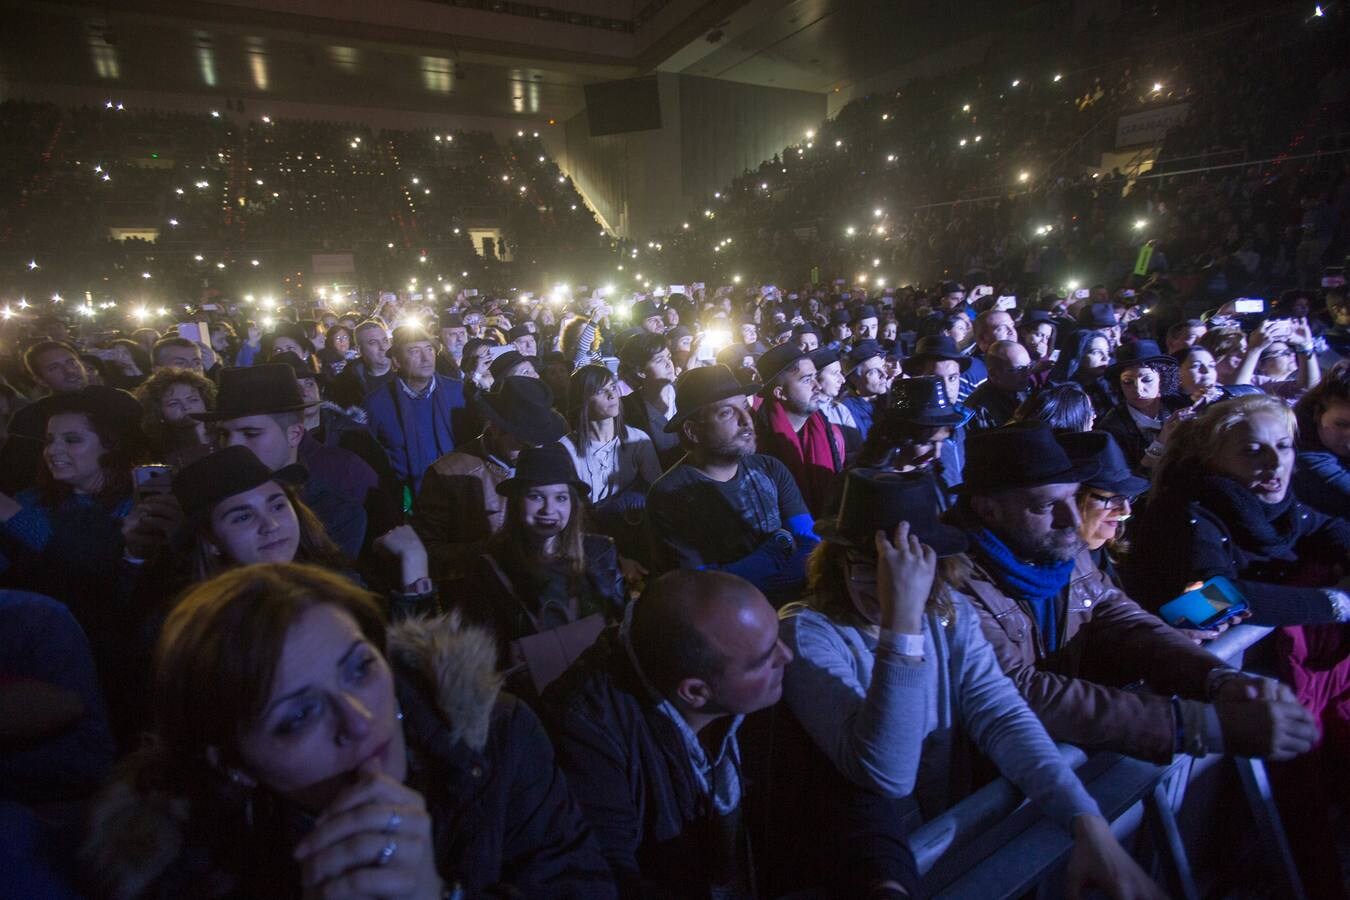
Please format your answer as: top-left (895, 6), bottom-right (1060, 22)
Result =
top-left (1115, 103), bottom-right (1189, 148)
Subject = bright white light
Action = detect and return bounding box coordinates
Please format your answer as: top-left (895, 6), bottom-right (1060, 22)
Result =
top-left (732, 275), bottom-right (742, 284)
top-left (211, 110), bottom-right (220, 117)
top-left (1152, 82), bottom-right (1163, 93)
top-left (251, 259), bottom-right (260, 266)
top-left (974, 135), bottom-right (983, 142)
top-left (845, 226), bottom-right (856, 236)
top-left (142, 272), bottom-right (152, 279)
top-left (194, 254), bottom-right (204, 261)
top-left (835, 140), bottom-right (843, 148)
top-left (1011, 79), bottom-right (1021, 87)
top-left (411, 177), bottom-right (419, 184)
top-left (175, 188), bottom-right (184, 195)
top-left (886, 154), bottom-right (896, 162)
top-left (1018, 171), bottom-right (1030, 183)
top-left (1315, 4), bottom-right (1325, 16)
top-left (27, 259), bottom-right (38, 270)
top-left (168, 218), bottom-right (179, 226)
top-left (216, 262), bottom-right (226, 269)
top-left (1053, 73), bottom-right (1063, 83)
top-left (882, 113), bottom-right (889, 121)
top-left (262, 115), bottom-right (271, 123)
top-left (761, 183), bottom-right (768, 190)
top-left (959, 139), bottom-right (968, 147)
top-left (873, 208), bottom-right (883, 217)
top-left (805, 129), bottom-right (815, 139)
top-left (872, 258), bottom-right (880, 267)
top-left (1066, 280), bottom-right (1080, 292)
top-left (51, 293), bottom-right (63, 303)
top-left (1133, 219), bottom-right (1148, 230)
top-left (962, 103), bottom-right (971, 112)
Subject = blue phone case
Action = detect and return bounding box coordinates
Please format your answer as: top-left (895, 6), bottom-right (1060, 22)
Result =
top-left (1158, 577), bottom-right (1247, 629)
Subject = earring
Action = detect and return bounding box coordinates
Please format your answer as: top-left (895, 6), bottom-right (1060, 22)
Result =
top-left (396, 706), bottom-right (404, 722)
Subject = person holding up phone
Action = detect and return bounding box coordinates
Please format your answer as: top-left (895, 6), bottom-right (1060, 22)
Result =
top-left (1234, 317), bottom-right (1321, 401)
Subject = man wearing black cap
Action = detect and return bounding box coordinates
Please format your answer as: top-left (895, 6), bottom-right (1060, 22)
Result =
top-left (365, 325), bottom-right (467, 497)
top-left (436, 313), bottom-right (469, 379)
top-left (195, 364), bottom-right (367, 559)
top-left (904, 335), bottom-right (974, 491)
top-left (948, 423), bottom-right (1317, 764)
top-left (754, 344), bottom-right (844, 516)
top-left (840, 340), bottom-right (889, 441)
top-left (852, 305), bottom-right (879, 341)
top-left (508, 324), bottom-right (538, 358)
top-left (633, 299), bottom-right (666, 335)
top-left (414, 377), bottom-right (568, 580)
top-left (646, 365), bottom-right (817, 605)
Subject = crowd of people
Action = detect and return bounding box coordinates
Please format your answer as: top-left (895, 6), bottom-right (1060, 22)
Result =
top-left (3, 5), bottom-right (1350, 899)
top-left (3, 264), bottom-right (1350, 897)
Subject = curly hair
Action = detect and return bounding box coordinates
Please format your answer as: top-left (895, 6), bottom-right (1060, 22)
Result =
top-left (135, 368), bottom-right (218, 453)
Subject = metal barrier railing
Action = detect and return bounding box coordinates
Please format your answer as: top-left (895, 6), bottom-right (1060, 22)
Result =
top-left (907, 623), bottom-right (1305, 898)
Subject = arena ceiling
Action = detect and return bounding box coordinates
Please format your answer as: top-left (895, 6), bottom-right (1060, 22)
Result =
top-left (0, 0), bottom-right (1024, 121)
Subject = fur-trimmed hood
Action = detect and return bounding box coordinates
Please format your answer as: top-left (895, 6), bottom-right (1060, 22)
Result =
top-left (81, 612), bottom-right (502, 900)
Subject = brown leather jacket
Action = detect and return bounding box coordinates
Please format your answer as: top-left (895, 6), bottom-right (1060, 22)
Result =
top-left (413, 437), bottom-right (511, 580)
top-left (954, 549), bottom-right (1225, 763)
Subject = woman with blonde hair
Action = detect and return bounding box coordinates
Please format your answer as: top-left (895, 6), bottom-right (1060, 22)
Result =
top-left (82, 562), bottom-right (613, 899)
top-left (1121, 393), bottom-right (1350, 892)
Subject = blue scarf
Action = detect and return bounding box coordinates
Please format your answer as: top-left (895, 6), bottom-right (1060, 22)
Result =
top-left (968, 527), bottom-right (1076, 653)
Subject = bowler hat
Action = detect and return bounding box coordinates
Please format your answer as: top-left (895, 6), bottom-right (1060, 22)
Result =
top-left (903, 335), bottom-right (972, 375)
top-left (191, 364), bottom-right (316, 422)
top-left (489, 349), bottom-right (535, 382)
top-left (269, 350), bottom-right (326, 385)
top-left (1105, 339), bottom-right (1175, 378)
top-left (474, 376), bottom-right (567, 445)
top-left (665, 364), bottom-right (760, 433)
top-left (507, 324), bottom-right (533, 341)
top-left (853, 304), bottom-right (879, 322)
top-left (956, 421), bottom-right (1100, 495)
top-left (1077, 303), bottom-right (1118, 330)
top-left (633, 300), bottom-right (664, 322)
top-left (845, 340), bottom-right (884, 373)
top-left (496, 443), bottom-right (590, 497)
top-left (1058, 432), bottom-right (1150, 497)
top-left (828, 308), bottom-right (852, 327)
top-left (815, 468), bottom-right (968, 557)
top-left (809, 347), bottom-right (841, 370)
top-left (793, 323), bottom-right (822, 339)
top-left (172, 445), bottom-right (307, 519)
top-left (757, 342), bottom-right (808, 387)
top-left (885, 376), bottom-right (969, 428)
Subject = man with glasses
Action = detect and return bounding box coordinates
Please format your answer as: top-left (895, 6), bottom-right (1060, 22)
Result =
top-left (965, 341), bottom-right (1032, 431)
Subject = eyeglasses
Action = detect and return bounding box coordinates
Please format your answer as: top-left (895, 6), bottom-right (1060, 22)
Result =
top-left (1086, 492), bottom-right (1132, 510)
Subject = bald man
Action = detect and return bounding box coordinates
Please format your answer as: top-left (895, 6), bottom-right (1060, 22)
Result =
top-left (543, 571), bottom-right (919, 897)
top-left (965, 340), bottom-right (1033, 432)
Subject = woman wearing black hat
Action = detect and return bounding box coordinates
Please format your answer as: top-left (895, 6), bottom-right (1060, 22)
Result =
top-left (1057, 433), bottom-right (1149, 589)
top-left (170, 446), bottom-right (436, 618)
top-left (0, 387), bottom-right (149, 743)
top-left (452, 444), bottom-right (626, 696)
top-left (1095, 340), bottom-right (1191, 472)
top-left (780, 469), bottom-right (1164, 899)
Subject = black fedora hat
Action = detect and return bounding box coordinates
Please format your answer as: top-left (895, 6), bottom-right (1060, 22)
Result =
top-left (903, 335), bottom-right (972, 375)
top-left (885, 376), bottom-right (969, 427)
top-left (191, 364), bottom-right (317, 422)
top-left (828, 308), bottom-right (852, 326)
top-left (845, 339), bottom-right (884, 373)
top-left (268, 350), bottom-right (327, 385)
top-left (1058, 431), bottom-right (1150, 497)
top-left (815, 468), bottom-right (968, 557)
top-left (1105, 339), bottom-right (1175, 378)
top-left (496, 443), bottom-right (590, 497)
top-left (757, 342), bottom-right (808, 388)
top-left (474, 376), bottom-right (568, 445)
top-left (173, 445), bottom-right (307, 519)
top-left (809, 347), bottom-right (841, 370)
top-left (665, 364), bottom-right (760, 433)
top-left (1076, 303), bottom-right (1118, 330)
top-left (956, 421), bottom-right (1100, 495)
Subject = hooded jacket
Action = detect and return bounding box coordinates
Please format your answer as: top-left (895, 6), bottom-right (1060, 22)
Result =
top-left (80, 613), bottom-right (615, 899)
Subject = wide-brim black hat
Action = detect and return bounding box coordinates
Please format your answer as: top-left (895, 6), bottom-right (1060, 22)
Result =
top-left (903, 335), bottom-right (972, 374)
top-left (1058, 431), bottom-right (1150, 497)
top-left (474, 376), bottom-right (568, 445)
top-left (757, 342), bottom-right (808, 388)
top-left (489, 349), bottom-right (538, 381)
top-left (1105, 339), bottom-right (1176, 379)
top-left (192, 364), bottom-right (317, 422)
top-left (814, 468), bottom-right (968, 557)
top-left (885, 375), bottom-right (969, 427)
top-left (496, 443), bottom-right (591, 497)
top-left (173, 445), bottom-right (308, 519)
top-left (665, 364), bottom-right (760, 433)
top-left (955, 421), bottom-right (1101, 495)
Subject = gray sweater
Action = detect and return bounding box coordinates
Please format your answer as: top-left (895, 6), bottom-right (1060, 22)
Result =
top-left (779, 596), bottom-right (1099, 829)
